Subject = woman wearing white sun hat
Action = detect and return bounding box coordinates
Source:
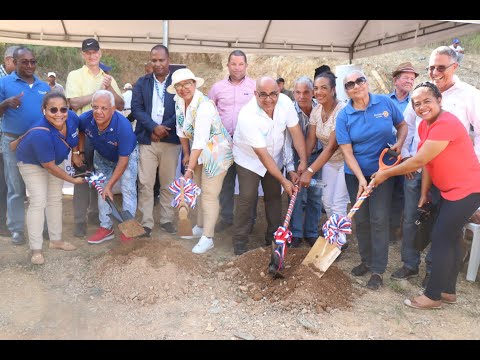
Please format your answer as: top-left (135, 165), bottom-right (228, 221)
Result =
top-left (167, 68), bottom-right (233, 254)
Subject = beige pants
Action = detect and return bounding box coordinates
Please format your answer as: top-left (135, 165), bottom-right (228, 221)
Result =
top-left (18, 162), bottom-right (64, 250)
top-left (137, 142), bottom-right (181, 228)
top-left (193, 165), bottom-right (227, 238)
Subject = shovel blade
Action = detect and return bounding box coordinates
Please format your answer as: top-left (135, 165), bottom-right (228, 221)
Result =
top-left (177, 206), bottom-right (193, 237)
top-left (302, 236), bottom-right (341, 275)
top-left (118, 219), bottom-right (146, 238)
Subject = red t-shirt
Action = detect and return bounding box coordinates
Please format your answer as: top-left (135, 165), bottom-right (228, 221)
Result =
top-left (418, 111), bottom-right (480, 201)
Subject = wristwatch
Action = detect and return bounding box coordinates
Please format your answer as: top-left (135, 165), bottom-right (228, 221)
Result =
top-left (307, 167), bottom-right (314, 174)
top-left (72, 150), bottom-right (85, 155)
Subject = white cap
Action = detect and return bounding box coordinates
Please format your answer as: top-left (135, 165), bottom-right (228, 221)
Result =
top-left (47, 72), bottom-right (56, 78)
top-left (124, 83), bottom-right (133, 90)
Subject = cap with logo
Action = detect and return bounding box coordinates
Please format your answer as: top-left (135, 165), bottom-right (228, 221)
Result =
top-left (47, 72), bottom-right (56, 78)
top-left (82, 38), bottom-right (100, 51)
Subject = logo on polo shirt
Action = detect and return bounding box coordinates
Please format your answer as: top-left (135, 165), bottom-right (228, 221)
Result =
top-left (107, 141), bottom-right (118, 147)
top-left (38, 90), bottom-right (47, 95)
top-left (373, 111), bottom-right (390, 118)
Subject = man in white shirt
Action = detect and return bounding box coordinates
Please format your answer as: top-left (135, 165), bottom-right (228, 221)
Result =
top-left (449, 38), bottom-right (464, 64)
top-left (393, 45), bottom-right (480, 286)
top-left (232, 76), bottom-right (307, 255)
top-left (122, 82), bottom-right (133, 117)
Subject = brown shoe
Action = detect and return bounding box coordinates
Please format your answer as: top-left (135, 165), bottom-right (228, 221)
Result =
top-left (404, 295), bottom-right (442, 309)
top-left (31, 253), bottom-right (45, 265)
top-left (440, 292), bottom-right (457, 304)
top-left (49, 241), bottom-right (77, 251)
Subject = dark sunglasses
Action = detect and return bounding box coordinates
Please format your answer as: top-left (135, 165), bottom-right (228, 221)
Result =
top-left (427, 63), bottom-right (455, 73)
top-left (47, 106), bottom-right (68, 114)
top-left (344, 77), bottom-right (367, 90)
top-left (19, 59), bottom-right (37, 66)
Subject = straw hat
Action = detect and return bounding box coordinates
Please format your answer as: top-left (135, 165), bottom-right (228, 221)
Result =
top-left (166, 68), bottom-right (204, 94)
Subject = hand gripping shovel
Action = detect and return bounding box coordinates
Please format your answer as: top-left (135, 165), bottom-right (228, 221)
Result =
top-left (268, 184), bottom-right (299, 278)
top-left (86, 173), bottom-right (146, 238)
top-left (302, 147), bottom-right (401, 277)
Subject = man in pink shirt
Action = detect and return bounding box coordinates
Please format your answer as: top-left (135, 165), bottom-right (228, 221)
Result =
top-left (208, 50), bottom-right (256, 232)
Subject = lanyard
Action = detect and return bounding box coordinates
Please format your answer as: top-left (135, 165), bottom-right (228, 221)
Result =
top-left (154, 77), bottom-right (167, 104)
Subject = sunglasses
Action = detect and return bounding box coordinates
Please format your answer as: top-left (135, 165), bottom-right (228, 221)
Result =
top-left (427, 63), bottom-right (455, 73)
top-left (19, 59), bottom-right (37, 66)
top-left (47, 106), bottom-right (68, 114)
top-left (173, 80), bottom-right (194, 91)
top-left (344, 77), bottom-right (367, 90)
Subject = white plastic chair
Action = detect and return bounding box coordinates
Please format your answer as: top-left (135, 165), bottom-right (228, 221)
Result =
top-left (464, 222), bottom-right (480, 282)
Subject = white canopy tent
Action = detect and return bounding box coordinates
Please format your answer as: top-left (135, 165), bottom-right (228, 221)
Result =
top-left (1, 20), bottom-right (479, 61)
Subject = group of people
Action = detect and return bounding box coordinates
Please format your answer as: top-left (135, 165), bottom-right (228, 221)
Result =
top-left (1, 38), bottom-right (480, 311)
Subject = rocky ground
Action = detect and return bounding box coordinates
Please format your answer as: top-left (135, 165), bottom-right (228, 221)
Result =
top-left (1, 195), bottom-right (479, 340)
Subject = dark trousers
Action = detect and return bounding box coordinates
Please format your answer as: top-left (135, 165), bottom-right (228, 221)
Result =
top-left (232, 163), bottom-right (281, 248)
top-left (219, 164), bottom-right (257, 224)
top-left (389, 175), bottom-right (404, 232)
top-left (73, 136), bottom-right (98, 225)
top-left (425, 192), bottom-right (480, 300)
top-left (345, 173), bottom-right (394, 274)
top-left (0, 152), bottom-right (7, 227)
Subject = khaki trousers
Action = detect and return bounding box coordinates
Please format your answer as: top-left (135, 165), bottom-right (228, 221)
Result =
top-left (138, 142), bottom-right (181, 228)
top-left (193, 165), bottom-right (227, 238)
top-left (18, 162), bottom-right (64, 250)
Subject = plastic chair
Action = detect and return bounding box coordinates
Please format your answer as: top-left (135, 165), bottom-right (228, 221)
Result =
top-left (464, 222), bottom-right (480, 282)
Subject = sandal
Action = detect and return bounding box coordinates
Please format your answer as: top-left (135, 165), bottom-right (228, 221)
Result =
top-left (49, 241), bottom-right (76, 251)
top-left (31, 253), bottom-right (45, 265)
top-left (404, 295), bottom-right (442, 310)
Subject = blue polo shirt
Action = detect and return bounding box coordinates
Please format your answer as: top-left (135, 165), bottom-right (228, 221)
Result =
top-left (0, 72), bottom-right (50, 136)
top-left (79, 110), bottom-right (137, 162)
top-left (336, 93), bottom-right (404, 176)
top-left (17, 110), bottom-right (80, 166)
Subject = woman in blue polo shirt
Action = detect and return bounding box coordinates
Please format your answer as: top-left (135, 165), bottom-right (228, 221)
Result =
top-left (16, 91), bottom-right (85, 265)
top-left (336, 70), bottom-right (407, 290)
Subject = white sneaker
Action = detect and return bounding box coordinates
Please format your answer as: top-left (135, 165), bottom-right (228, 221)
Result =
top-left (180, 225), bottom-right (203, 239)
top-left (192, 235), bottom-right (214, 254)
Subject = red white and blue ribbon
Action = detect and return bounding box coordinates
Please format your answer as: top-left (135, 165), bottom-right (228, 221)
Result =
top-left (168, 176), bottom-right (201, 209)
top-left (85, 173), bottom-right (106, 195)
top-left (322, 213), bottom-right (351, 248)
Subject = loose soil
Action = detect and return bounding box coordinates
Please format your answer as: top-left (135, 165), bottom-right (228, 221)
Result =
top-left (1, 194), bottom-right (479, 340)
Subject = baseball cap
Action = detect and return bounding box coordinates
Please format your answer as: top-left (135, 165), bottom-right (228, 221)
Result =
top-left (47, 72), bottom-right (56, 78)
top-left (453, 38), bottom-right (460, 44)
top-left (82, 38), bottom-right (100, 51)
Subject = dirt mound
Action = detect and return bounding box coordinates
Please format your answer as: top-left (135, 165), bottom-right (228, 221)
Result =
top-left (220, 247), bottom-right (357, 313)
top-left (86, 238), bottom-right (209, 306)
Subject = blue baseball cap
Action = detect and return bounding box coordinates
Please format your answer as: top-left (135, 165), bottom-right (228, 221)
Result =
top-left (453, 38), bottom-right (460, 44)
top-left (99, 62), bottom-right (111, 72)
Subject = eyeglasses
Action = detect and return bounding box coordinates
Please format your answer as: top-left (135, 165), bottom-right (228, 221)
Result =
top-left (91, 105), bottom-right (111, 112)
top-left (47, 106), bottom-right (68, 114)
top-left (19, 59), bottom-right (37, 66)
top-left (427, 63), bottom-right (455, 73)
top-left (344, 77), bottom-right (367, 90)
top-left (174, 80), bottom-right (194, 91)
top-left (256, 91), bottom-right (279, 100)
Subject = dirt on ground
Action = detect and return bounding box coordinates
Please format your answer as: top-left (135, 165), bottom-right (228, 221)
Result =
top-left (1, 193), bottom-right (479, 340)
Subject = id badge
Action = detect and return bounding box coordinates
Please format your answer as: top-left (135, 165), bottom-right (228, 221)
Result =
top-left (153, 106), bottom-right (164, 124)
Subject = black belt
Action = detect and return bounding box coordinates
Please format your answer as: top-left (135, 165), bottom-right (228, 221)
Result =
top-left (2, 132), bottom-right (20, 139)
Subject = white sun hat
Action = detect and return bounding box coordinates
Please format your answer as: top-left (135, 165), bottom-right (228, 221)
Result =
top-left (166, 68), bottom-right (204, 94)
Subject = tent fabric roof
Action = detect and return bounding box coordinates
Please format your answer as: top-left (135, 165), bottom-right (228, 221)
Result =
top-left (1, 20), bottom-right (479, 60)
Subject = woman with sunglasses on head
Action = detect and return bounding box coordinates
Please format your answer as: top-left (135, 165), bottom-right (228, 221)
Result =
top-left (167, 68), bottom-right (233, 254)
top-left (16, 91), bottom-right (85, 265)
top-left (373, 82), bottom-right (480, 309)
top-left (335, 69), bottom-right (407, 290)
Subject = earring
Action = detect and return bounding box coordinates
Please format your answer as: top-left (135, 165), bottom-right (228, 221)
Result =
top-left (43, 110), bottom-right (46, 115)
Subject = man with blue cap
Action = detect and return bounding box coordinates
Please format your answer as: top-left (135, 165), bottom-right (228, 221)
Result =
top-left (449, 38), bottom-right (464, 63)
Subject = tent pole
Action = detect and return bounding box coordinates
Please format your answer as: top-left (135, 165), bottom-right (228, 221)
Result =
top-left (163, 20), bottom-right (169, 47)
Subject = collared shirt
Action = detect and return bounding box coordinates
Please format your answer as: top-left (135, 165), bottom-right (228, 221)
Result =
top-left (175, 89), bottom-right (233, 177)
top-left (123, 89), bottom-right (132, 109)
top-left (233, 93), bottom-right (298, 177)
top-left (0, 71), bottom-right (50, 136)
top-left (283, 99), bottom-right (319, 172)
top-left (65, 65), bottom-right (122, 115)
top-left (151, 74), bottom-right (168, 125)
top-left (79, 110), bottom-right (137, 162)
top-left (207, 75), bottom-right (256, 136)
top-left (336, 93), bottom-right (404, 176)
top-left (401, 76), bottom-right (480, 161)
top-left (388, 91), bottom-right (411, 114)
top-left (50, 82), bottom-right (65, 94)
top-left (16, 111), bottom-right (80, 166)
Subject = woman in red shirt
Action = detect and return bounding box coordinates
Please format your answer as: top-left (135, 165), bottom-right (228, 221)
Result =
top-left (373, 81), bottom-right (480, 309)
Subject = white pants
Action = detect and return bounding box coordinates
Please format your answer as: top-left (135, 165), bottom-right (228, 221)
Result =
top-left (322, 161), bottom-right (349, 218)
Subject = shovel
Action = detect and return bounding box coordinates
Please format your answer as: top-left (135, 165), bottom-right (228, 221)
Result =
top-left (302, 147), bottom-right (401, 277)
top-left (88, 176), bottom-right (146, 238)
top-left (177, 178), bottom-right (193, 237)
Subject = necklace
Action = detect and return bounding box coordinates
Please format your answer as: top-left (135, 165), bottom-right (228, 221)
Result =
top-left (321, 101), bottom-right (337, 122)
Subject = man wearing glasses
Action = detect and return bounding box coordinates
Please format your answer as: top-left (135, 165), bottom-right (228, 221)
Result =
top-left (397, 45), bottom-right (480, 288)
top-left (0, 47), bottom-right (50, 245)
top-left (232, 76), bottom-right (307, 255)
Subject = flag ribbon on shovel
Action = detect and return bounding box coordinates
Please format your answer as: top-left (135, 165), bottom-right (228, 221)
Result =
top-left (169, 176), bottom-right (201, 209)
top-left (268, 184), bottom-right (299, 278)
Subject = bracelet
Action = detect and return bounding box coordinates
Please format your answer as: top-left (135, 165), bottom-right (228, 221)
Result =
top-left (307, 167), bottom-right (315, 174)
top-left (185, 168), bottom-right (194, 175)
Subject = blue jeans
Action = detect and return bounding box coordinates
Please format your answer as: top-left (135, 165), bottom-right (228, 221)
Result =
top-left (93, 146), bottom-right (139, 230)
top-left (389, 175), bottom-right (404, 231)
top-left (290, 152), bottom-right (323, 238)
top-left (0, 150), bottom-right (7, 227)
top-left (345, 173), bottom-right (393, 274)
top-left (1, 135), bottom-right (26, 233)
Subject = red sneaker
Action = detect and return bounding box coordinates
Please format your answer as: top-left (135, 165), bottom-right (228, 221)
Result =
top-left (88, 227), bottom-right (114, 244)
top-left (120, 233), bottom-right (133, 243)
